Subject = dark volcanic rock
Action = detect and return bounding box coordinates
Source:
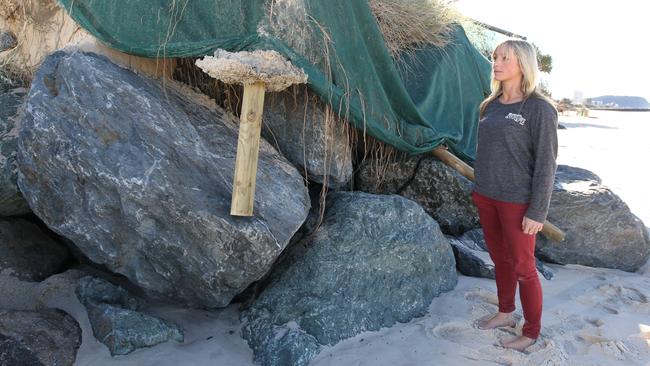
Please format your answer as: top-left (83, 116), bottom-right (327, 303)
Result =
top-left (242, 192), bottom-right (457, 366)
top-left (17, 51), bottom-right (310, 308)
top-left (447, 235), bottom-right (495, 279)
top-left (451, 229), bottom-right (554, 280)
top-left (75, 276), bottom-right (141, 310)
top-left (0, 31), bottom-right (17, 52)
top-left (400, 157), bottom-right (480, 235)
top-left (0, 217), bottom-right (69, 281)
top-left (356, 156), bottom-right (480, 235)
top-left (0, 334), bottom-right (45, 366)
top-left (0, 309), bottom-right (81, 366)
top-left (355, 155), bottom-right (422, 194)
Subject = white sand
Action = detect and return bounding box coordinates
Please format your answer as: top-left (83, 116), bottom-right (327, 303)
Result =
top-left (3, 111), bottom-right (648, 365)
top-left (6, 263), bottom-right (648, 365)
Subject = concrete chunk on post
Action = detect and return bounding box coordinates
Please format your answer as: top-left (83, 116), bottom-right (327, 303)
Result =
top-left (196, 50), bottom-right (308, 216)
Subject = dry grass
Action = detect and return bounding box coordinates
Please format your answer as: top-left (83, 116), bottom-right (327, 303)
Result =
top-left (173, 57), bottom-right (243, 115)
top-left (0, 0), bottom-right (59, 26)
top-left (0, 0), bottom-right (21, 21)
top-left (369, 0), bottom-right (462, 58)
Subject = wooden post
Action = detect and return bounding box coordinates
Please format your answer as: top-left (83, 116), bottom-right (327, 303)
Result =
top-left (231, 82), bottom-right (266, 216)
top-left (431, 147), bottom-right (566, 243)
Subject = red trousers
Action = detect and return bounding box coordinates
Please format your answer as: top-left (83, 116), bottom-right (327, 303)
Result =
top-left (471, 190), bottom-right (542, 339)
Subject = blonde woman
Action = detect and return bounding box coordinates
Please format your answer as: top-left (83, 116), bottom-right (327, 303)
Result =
top-left (470, 39), bottom-right (558, 351)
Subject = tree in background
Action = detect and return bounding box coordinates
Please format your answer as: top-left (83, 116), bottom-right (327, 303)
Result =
top-left (461, 21), bottom-right (553, 74)
top-left (532, 43), bottom-right (552, 73)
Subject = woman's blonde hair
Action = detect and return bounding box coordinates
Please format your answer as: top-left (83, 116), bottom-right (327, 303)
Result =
top-left (479, 39), bottom-right (554, 118)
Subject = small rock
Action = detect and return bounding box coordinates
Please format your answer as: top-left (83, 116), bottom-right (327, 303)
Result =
top-left (75, 276), bottom-right (183, 356)
top-left (75, 276), bottom-right (141, 310)
top-left (0, 31), bottom-right (17, 52)
top-left (84, 302), bottom-right (184, 356)
top-left (455, 229), bottom-right (554, 280)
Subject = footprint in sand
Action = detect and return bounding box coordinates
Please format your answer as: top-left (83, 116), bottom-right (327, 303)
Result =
top-left (577, 283), bottom-right (650, 314)
top-left (429, 321), bottom-right (515, 342)
top-left (584, 317), bottom-right (605, 327)
top-left (619, 286), bottom-right (649, 303)
top-left (430, 321), bottom-right (489, 344)
top-left (546, 313), bottom-right (644, 362)
top-left (430, 322), bottom-right (567, 366)
top-left (581, 337), bottom-right (642, 362)
top-left (599, 284), bottom-right (650, 314)
top-left (464, 287), bottom-right (499, 306)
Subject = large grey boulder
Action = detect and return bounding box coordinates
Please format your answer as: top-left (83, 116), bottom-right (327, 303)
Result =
top-left (17, 51), bottom-right (310, 308)
top-left (356, 156), bottom-right (480, 235)
top-left (0, 308), bottom-right (81, 366)
top-left (0, 84), bottom-right (31, 216)
top-left (76, 276), bottom-right (183, 356)
top-left (262, 87), bottom-right (353, 188)
top-left (0, 217), bottom-right (69, 281)
top-left (536, 165), bottom-right (650, 272)
top-left (242, 192), bottom-right (457, 366)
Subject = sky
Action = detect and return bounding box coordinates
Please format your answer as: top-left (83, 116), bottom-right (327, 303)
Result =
top-left (454, 0), bottom-right (650, 102)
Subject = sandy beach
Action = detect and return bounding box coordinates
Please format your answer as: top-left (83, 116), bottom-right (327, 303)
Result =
top-left (2, 1), bottom-right (648, 364)
top-left (0, 112), bottom-right (647, 366)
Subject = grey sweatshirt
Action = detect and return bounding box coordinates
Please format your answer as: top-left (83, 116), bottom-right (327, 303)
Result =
top-left (472, 96), bottom-right (558, 223)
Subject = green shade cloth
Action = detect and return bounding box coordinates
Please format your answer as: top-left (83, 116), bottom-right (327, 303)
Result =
top-left (58, 0), bottom-right (491, 162)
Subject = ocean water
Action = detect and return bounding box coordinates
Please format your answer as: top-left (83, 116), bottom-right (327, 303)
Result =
top-left (557, 110), bottom-right (650, 226)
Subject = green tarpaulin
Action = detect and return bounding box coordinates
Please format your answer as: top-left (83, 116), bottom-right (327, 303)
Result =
top-left (58, 0), bottom-right (491, 162)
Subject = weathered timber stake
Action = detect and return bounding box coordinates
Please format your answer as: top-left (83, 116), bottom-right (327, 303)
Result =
top-left (196, 50), bottom-right (307, 216)
top-left (231, 82), bottom-right (266, 216)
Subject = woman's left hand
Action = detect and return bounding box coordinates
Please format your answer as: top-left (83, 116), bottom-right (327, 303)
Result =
top-left (522, 216), bottom-right (543, 235)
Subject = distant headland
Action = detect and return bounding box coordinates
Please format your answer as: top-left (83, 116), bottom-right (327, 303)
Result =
top-left (585, 95), bottom-right (650, 111)
top-left (556, 95), bottom-right (650, 114)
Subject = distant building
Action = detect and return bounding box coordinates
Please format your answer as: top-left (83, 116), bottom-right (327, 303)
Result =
top-left (573, 91), bottom-right (583, 105)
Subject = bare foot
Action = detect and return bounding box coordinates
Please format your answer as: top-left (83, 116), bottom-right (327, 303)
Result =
top-left (477, 312), bottom-right (516, 330)
top-left (500, 335), bottom-right (536, 351)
